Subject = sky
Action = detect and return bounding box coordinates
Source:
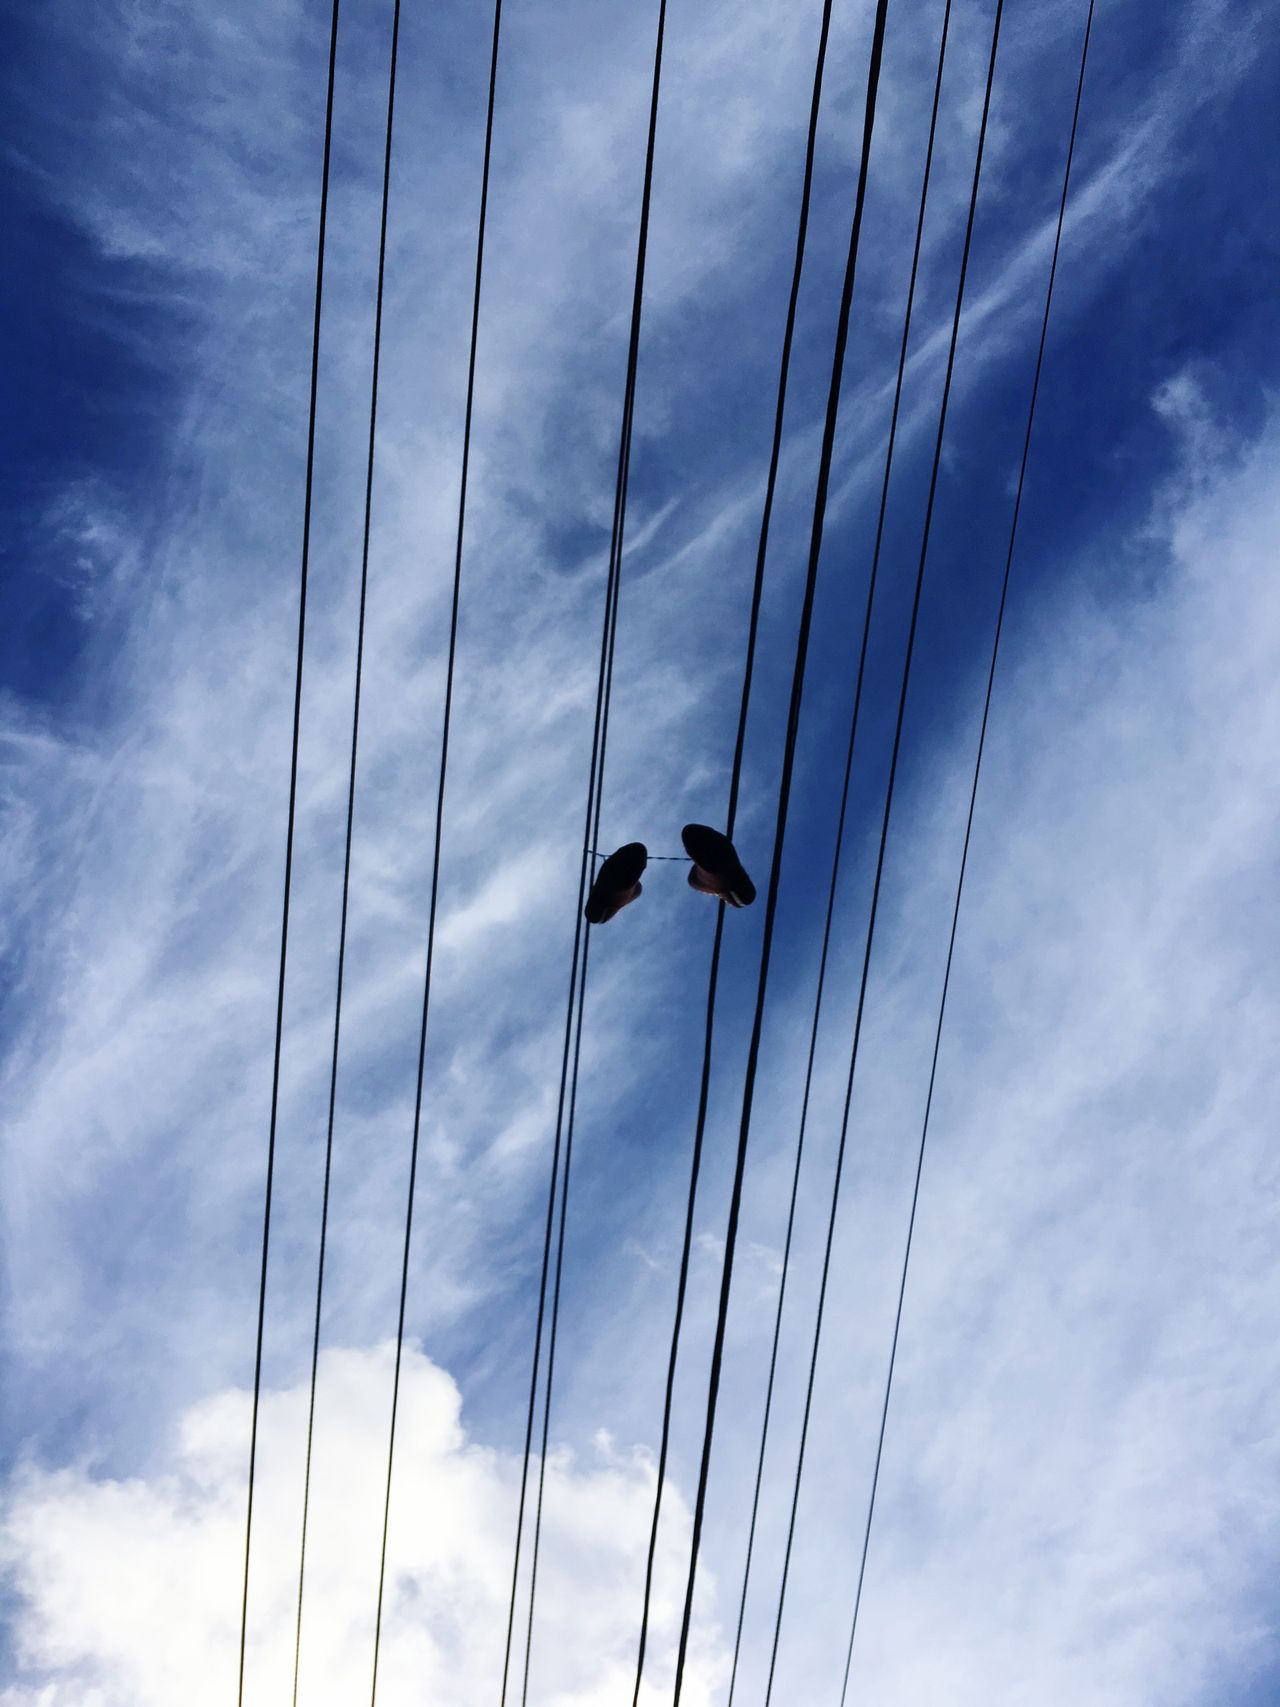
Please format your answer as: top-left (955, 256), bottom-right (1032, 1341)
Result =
top-left (1, 0), bottom-right (1278, 1701)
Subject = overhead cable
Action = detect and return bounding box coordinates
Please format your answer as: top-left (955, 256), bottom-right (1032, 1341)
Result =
top-left (667, 3), bottom-right (894, 1701)
top-left (838, 5), bottom-right (1096, 1697)
top-left (498, 5), bottom-right (670, 1701)
top-left (287, 0), bottom-right (404, 1698)
top-left (757, 3), bottom-right (1008, 1699)
top-left (722, 3), bottom-right (955, 1700)
top-left (237, 2), bottom-right (342, 1702)
top-left (368, 2), bottom-right (505, 1701)
top-left (626, 2), bottom-right (841, 1700)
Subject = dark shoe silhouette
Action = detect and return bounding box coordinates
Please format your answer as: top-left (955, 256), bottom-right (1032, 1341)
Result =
top-left (681, 823), bottom-right (756, 908)
top-left (585, 842), bottom-right (648, 924)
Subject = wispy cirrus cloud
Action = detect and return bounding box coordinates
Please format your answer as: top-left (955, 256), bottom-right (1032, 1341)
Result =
top-left (5, 376), bottom-right (1279, 1704)
top-left (3, 0), bottom-right (1279, 1699)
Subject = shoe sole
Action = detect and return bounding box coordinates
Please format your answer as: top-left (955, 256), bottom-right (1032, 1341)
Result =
top-left (585, 841), bottom-right (649, 923)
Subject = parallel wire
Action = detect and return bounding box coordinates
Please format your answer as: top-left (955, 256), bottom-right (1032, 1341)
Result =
top-left (758, 5), bottom-right (1007, 1698)
top-left (722, 5), bottom-right (954, 1699)
top-left (237, 2), bottom-right (341, 1699)
top-left (498, 6), bottom-right (669, 1700)
top-left (368, 2), bottom-right (503, 1699)
top-left (517, 535), bottom-right (623, 1699)
top-left (625, 3), bottom-right (840, 1698)
top-left (668, 4), bottom-right (894, 1699)
top-left (838, 7), bottom-right (1096, 1695)
top-left (496, 445), bottom-right (618, 1707)
top-left (519, 435), bottom-right (632, 1703)
top-left (289, 0), bottom-right (402, 1695)
top-left (515, 922), bottom-right (595, 1707)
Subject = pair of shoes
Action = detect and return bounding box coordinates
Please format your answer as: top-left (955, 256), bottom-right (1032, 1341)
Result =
top-left (585, 824), bottom-right (756, 925)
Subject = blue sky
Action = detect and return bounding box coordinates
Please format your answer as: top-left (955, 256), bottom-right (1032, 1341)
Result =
top-left (2, 0), bottom-right (1279, 1701)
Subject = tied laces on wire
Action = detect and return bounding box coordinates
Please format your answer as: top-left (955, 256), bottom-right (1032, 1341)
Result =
top-left (587, 847), bottom-right (690, 862)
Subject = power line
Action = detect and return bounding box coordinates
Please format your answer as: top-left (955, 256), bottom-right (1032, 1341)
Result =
top-left (722, 2), bottom-right (955, 1699)
top-left (757, 3), bottom-right (1008, 1699)
top-left (368, 1), bottom-right (504, 1700)
top-left (289, 0), bottom-right (402, 1697)
top-left (498, 4), bottom-right (669, 1700)
top-left (237, 2), bottom-right (341, 1701)
top-left (838, 6), bottom-right (1096, 1696)
top-left (626, 1), bottom-right (840, 1699)
top-left (518, 492), bottom-right (636, 1701)
top-left (667, 3), bottom-right (894, 1700)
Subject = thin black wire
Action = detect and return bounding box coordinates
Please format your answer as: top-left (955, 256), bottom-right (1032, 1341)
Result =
top-left (237, 2), bottom-right (341, 1701)
top-left (626, 2), bottom-right (839, 1699)
top-left (288, 0), bottom-right (401, 1697)
top-left (367, 2), bottom-right (501, 1700)
top-left (515, 942), bottom-right (591, 1707)
top-left (497, 555), bottom-right (624, 1707)
top-left (517, 5), bottom-right (666, 1681)
top-left (838, 9), bottom-right (1095, 1697)
top-left (496, 421), bottom-right (626, 1707)
top-left (722, 0), bottom-right (839, 845)
top-left (722, 4), bottom-right (954, 1700)
top-left (667, 4), bottom-right (893, 1701)
top-left (759, 5), bottom-right (1006, 1700)
top-left (519, 506), bottom-right (632, 1701)
top-left (517, 858), bottom-right (600, 1706)
top-left (515, 333), bottom-right (643, 1707)
top-left (498, 5), bottom-right (668, 1701)
top-left (517, 445), bottom-right (637, 1704)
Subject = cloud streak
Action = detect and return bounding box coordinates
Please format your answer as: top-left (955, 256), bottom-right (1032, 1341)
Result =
top-left (3, 0), bottom-right (1279, 1701)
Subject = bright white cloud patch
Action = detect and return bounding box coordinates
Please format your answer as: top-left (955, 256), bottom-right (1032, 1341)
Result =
top-left (0, 1344), bottom-right (724, 1706)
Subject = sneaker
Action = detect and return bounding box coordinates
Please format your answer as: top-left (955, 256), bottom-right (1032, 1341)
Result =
top-left (680, 823), bottom-right (756, 908)
top-left (585, 842), bottom-right (648, 924)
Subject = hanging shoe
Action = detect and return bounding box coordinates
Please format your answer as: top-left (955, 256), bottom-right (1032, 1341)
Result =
top-left (585, 841), bottom-right (648, 924)
top-left (681, 823), bottom-right (756, 908)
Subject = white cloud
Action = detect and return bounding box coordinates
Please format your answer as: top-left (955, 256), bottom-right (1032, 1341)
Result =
top-left (0, 1344), bottom-right (725, 1707)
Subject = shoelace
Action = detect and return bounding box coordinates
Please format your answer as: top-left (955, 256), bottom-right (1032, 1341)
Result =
top-left (587, 847), bottom-right (690, 863)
